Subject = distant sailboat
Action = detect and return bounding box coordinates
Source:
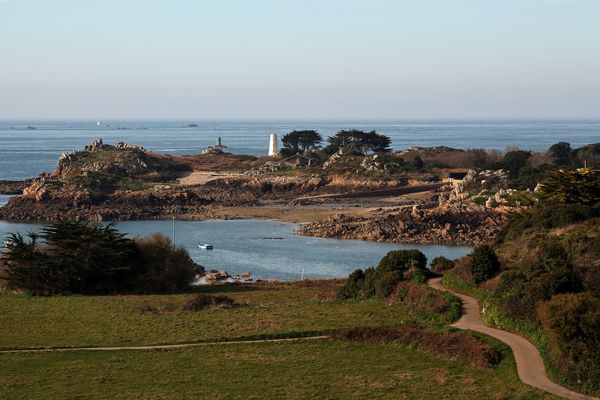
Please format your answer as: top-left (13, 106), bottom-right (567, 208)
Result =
top-left (97, 121), bottom-right (100, 127)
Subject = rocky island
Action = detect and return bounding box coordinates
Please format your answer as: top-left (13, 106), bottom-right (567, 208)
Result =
top-left (2, 135), bottom-right (597, 246)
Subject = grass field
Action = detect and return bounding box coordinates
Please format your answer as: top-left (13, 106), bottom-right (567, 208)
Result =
top-left (0, 340), bottom-right (559, 400)
top-left (0, 281), bottom-right (416, 349)
top-left (0, 281), bottom-right (560, 399)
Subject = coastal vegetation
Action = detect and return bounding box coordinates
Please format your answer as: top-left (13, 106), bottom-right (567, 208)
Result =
top-left (337, 249), bottom-right (429, 300)
top-left (280, 130), bottom-right (323, 156)
top-left (441, 167), bottom-right (600, 396)
top-left (323, 129), bottom-right (392, 155)
top-left (1, 220), bottom-right (198, 295)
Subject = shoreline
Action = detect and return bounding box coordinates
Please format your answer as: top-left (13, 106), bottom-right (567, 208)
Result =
top-left (0, 207), bottom-right (480, 248)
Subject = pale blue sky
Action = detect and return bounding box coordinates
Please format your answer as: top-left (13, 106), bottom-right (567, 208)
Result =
top-left (1, 0), bottom-right (599, 119)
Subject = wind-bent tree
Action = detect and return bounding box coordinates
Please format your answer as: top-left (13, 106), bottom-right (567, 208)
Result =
top-left (281, 130), bottom-right (322, 156)
top-left (325, 130), bottom-right (391, 155)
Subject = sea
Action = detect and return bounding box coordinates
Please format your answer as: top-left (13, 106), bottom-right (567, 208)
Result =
top-left (0, 119), bottom-right (599, 181)
top-left (0, 219), bottom-right (472, 280)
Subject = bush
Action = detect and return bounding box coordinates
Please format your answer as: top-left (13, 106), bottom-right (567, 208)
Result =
top-left (469, 245), bottom-right (500, 284)
top-left (373, 269), bottom-right (404, 298)
top-left (378, 249), bottom-right (427, 272)
top-left (181, 294), bottom-right (237, 311)
top-left (496, 203), bottom-right (598, 243)
top-left (337, 269), bottom-right (367, 300)
top-left (392, 282), bottom-right (452, 315)
top-left (331, 325), bottom-right (500, 369)
top-left (337, 250), bottom-right (427, 300)
top-left (491, 255), bottom-right (582, 320)
top-left (132, 233), bottom-right (197, 294)
top-left (430, 256), bottom-right (455, 273)
top-left (538, 293), bottom-right (600, 393)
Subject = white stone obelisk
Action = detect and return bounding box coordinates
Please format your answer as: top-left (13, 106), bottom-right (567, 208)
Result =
top-left (268, 133), bottom-right (279, 156)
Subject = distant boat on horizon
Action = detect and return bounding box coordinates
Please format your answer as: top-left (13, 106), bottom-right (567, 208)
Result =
top-left (187, 122), bottom-right (198, 128)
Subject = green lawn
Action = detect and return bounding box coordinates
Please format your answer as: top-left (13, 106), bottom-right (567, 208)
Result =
top-left (0, 340), bottom-right (559, 400)
top-left (0, 282), bottom-right (414, 349)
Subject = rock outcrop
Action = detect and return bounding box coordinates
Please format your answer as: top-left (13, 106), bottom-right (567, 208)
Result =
top-left (300, 204), bottom-right (502, 246)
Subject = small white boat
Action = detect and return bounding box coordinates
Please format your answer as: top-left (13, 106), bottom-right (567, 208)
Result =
top-left (198, 243), bottom-right (214, 250)
top-left (3, 239), bottom-right (15, 248)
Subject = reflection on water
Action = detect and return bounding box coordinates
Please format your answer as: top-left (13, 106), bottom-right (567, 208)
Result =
top-left (0, 219), bottom-right (472, 280)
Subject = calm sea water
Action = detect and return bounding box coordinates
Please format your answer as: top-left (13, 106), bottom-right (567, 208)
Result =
top-left (0, 219), bottom-right (472, 280)
top-left (0, 120), bottom-right (599, 180)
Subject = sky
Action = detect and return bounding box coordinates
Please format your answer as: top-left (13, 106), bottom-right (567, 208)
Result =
top-left (1, 0), bottom-right (599, 120)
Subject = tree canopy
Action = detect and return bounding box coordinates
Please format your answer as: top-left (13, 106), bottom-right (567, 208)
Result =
top-left (325, 130), bottom-right (391, 155)
top-left (281, 130), bottom-right (322, 156)
top-left (1, 220), bottom-right (196, 295)
top-left (548, 142), bottom-right (573, 166)
top-left (538, 168), bottom-right (600, 205)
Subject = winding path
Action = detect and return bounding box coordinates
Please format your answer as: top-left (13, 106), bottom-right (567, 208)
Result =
top-left (428, 277), bottom-right (598, 400)
top-left (0, 336), bottom-right (329, 354)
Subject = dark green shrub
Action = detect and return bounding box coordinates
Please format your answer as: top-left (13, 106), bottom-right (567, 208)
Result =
top-left (373, 270), bottom-right (404, 298)
top-left (337, 269), bottom-right (365, 300)
top-left (132, 233), bottom-right (197, 294)
top-left (531, 267), bottom-right (583, 299)
top-left (469, 245), bottom-right (500, 284)
top-left (378, 249), bottom-right (427, 272)
top-left (337, 250), bottom-right (427, 300)
top-left (430, 256), bottom-right (455, 273)
top-left (409, 268), bottom-right (427, 284)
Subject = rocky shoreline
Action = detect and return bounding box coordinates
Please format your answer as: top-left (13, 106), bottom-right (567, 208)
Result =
top-left (299, 203), bottom-right (502, 246)
top-left (0, 140), bottom-right (511, 247)
top-left (0, 180), bottom-right (31, 195)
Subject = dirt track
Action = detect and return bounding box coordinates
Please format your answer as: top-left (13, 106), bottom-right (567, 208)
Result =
top-left (428, 277), bottom-right (599, 400)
